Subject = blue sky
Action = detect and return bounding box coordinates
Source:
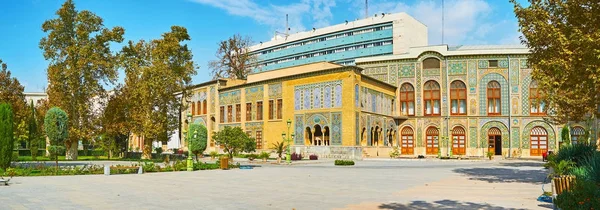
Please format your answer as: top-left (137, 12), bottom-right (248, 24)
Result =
top-left (0, 0), bottom-right (526, 92)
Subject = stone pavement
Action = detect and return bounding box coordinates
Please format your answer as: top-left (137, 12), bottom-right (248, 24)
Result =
top-left (0, 159), bottom-right (551, 210)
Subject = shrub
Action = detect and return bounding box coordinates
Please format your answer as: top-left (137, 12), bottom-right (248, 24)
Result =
top-left (291, 153), bottom-right (302, 161)
top-left (142, 162), bottom-right (157, 172)
top-left (259, 151), bottom-right (270, 160)
top-left (334, 160), bottom-right (355, 166)
top-left (11, 151), bottom-right (18, 163)
top-left (247, 153), bottom-right (258, 161)
top-left (309, 154), bottom-right (318, 160)
top-left (188, 123), bottom-right (207, 161)
top-left (552, 143), bottom-right (597, 166)
top-left (193, 162), bottom-right (220, 170)
top-left (389, 147), bottom-right (400, 158)
top-left (0, 103), bottom-right (14, 170)
top-left (209, 151), bottom-right (219, 159)
top-left (154, 147), bottom-right (163, 154)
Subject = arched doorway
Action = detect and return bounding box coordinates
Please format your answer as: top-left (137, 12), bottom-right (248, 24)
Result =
top-left (360, 127), bottom-right (367, 146)
top-left (452, 127), bottom-right (466, 155)
top-left (426, 127), bottom-right (439, 155)
top-left (387, 129), bottom-right (396, 147)
top-left (305, 127), bottom-right (312, 146)
top-left (323, 126), bottom-right (330, 146)
top-left (488, 127), bottom-right (502, 155)
top-left (373, 126), bottom-right (380, 146)
top-left (530, 126), bottom-right (548, 156)
top-left (314, 125), bottom-right (323, 146)
top-left (401, 127), bottom-right (414, 154)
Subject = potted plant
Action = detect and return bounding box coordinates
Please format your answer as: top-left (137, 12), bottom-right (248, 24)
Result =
top-left (270, 141), bottom-right (286, 164)
top-left (486, 151), bottom-right (494, 160)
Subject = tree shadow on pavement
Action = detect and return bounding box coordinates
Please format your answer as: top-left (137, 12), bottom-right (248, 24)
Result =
top-left (379, 199), bottom-right (527, 210)
top-left (452, 167), bottom-right (548, 184)
top-left (498, 162), bottom-right (544, 168)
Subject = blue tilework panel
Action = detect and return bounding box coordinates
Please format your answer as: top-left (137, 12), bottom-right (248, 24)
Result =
top-left (479, 73), bottom-right (509, 116)
top-left (355, 113), bottom-right (360, 145)
top-left (511, 127), bottom-right (520, 149)
top-left (448, 61), bottom-right (467, 75)
top-left (294, 115), bottom-right (304, 144)
top-left (468, 60), bottom-right (477, 94)
top-left (295, 80), bottom-right (342, 110)
top-left (469, 127), bottom-right (478, 148)
top-left (521, 75), bottom-right (532, 116)
top-left (399, 64), bottom-right (416, 78)
top-left (331, 112), bottom-right (342, 145)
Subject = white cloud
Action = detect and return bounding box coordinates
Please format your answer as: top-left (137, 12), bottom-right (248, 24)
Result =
top-left (191, 0), bottom-right (336, 36)
top-left (347, 0), bottom-right (521, 46)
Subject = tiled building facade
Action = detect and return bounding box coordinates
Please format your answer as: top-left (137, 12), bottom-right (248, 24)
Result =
top-left (356, 45), bottom-right (599, 158)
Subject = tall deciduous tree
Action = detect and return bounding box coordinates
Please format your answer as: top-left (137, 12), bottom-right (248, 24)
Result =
top-left (27, 101), bottom-right (40, 160)
top-left (0, 59), bottom-right (27, 143)
top-left (512, 0), bottom-right (600, 122)
top-left (39, 0), bottom-right (124, 160)
top-left (121, 26), bottom-right (197, 159)
top-left (44, 107), bottom-right (68, 170)
top-left (0, 103), bottom-right (14, 170)
top-left (99, 87), bottom-right (130, 158)
top-left (208, 34), bottom-right (257, 79)
top-left (212, 126), bottom-right (256, 159)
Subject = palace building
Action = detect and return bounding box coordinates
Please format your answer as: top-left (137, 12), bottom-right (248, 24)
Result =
top-left (181, 13), bottom-right (599, 159)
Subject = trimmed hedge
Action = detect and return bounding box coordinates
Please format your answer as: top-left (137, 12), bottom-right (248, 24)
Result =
top-left (334, 160), bottom-right (355, 166)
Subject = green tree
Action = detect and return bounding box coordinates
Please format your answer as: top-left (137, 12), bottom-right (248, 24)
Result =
top-left (44, 107), bottom-right (69, 170)
top-left (121, 26), bottom-right (197, 159)
top-left (0, 103), bottom-right (14, 170)
top-left (208, 34), bottom-right (257, 79)
top-left (511, 0), bottom-right (600, 122)
top-left (212, 126), bottom-right (256, 159)
top-left (39, 0), bottom-right (124, 160)
top-left (0, 59), bottom-right (27, 146)
top-left (99, 87), bottom-right (131, 159)
top-left (561, 124), bottom-right (571, 146)
top-left (188, 123), bottom-right (207, 161)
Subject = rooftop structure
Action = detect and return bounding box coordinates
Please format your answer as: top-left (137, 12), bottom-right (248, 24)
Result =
top-left (249, 12), bottom-right (427, 73)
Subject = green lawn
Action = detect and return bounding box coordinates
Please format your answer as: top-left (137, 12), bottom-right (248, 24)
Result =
top-left (17, 156), bottom-right (151, 162)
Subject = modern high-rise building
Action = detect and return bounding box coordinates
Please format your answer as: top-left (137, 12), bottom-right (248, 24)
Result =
top-left (248, 13), bottom-right (427, 72)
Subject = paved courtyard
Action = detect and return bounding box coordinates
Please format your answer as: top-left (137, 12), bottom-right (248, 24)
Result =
top-left (0, 159), bottom-right (551, 210)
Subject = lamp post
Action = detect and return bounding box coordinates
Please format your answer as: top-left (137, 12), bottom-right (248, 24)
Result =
top-left (186, 114), bottom-right (194, 171)
top-left (281, 119), bottom-right (295, 164)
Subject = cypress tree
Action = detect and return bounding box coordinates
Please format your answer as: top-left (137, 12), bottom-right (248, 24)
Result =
top-left (0, 103), bottom-right (14, 170)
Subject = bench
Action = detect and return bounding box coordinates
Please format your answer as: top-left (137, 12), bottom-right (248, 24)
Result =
top-left (104, 165), bottom-right (143, 175)
top-left (0, 177), bottom-right (10, 186)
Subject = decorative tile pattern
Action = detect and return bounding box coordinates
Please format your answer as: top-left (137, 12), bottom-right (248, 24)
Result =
top-left (210, 86), bottom-right (216, 112)
top-left (479, 73), bottom-right (509, 116)
top-left (520, 59), bottom-right (529, 69)
top-left (416, 63), bottom-right (422, 116)
top-left (499, 59), bottom-right (509, 68)
top-left (480, 121), bottom-right (509, 148)
top-left (468, 60), bottom-right (478, 93)
top-left (448, 61), bottom-right (467, 75)
top-left (512, 97), bottom-right (520, 115)
top-left (521, 75), bottom-right (532, 116)
top-left (245, 122), bottom-right (263, 131)
top-left (295, 80), bottom-right (342, 110)
top-left (469, 127), bottom-right (478, 148)
top-left (423, 68), bottom-right (440, 76)
top-left (219, 90), bottom-right (241, 105)
top-left (245, 85), bottom-right (264, 102)
top-left (354, 85), bottom-right (359, 108)
top-left (522, 120), bottom-right (556, 150)
top-left (363, 87), bottom-right (395, 116)
top-left (511, 127), bottom-right (520, 149)
top-left (294, 89), bottom-right (301, 110)
top-left (510, 59), bottom-right (520, 93)
top-left (305, 112), bottom-right (330, 128)
top-left (331, 112), bottom-right (342, 145)
top-left (367, 115), bottom-right (372, 145)
top-left (416, 120), bottom-right (423, 147)
top-left (268, 83), bottom-right (282, 99)
top-left (389, 65), bottom-right (398, 85)
top-left (478, 60), bottom-right (488, 68)
top-left (193, 116), bottom-right (207, 127)
top-left (399, 64), bottom-right (416, 78)
top-left (218, 123), bottom-right (241, 130)
top-left (294, 115), bottom-right (304, 144)
top-left (470, 98), bottom-right (477, 115)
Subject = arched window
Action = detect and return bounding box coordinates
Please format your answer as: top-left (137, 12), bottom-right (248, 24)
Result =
top-left (452, 127), bottom-right (466, 155)
top-left (360, 127), bottom-right (367, 146)
top-left (450, 81), bottom-right (467, 115)
top-left (571, 126), bottom-right (586, 145)
top-left (422, 57), bottom-right (441, 69)
top-left (388, 129), bottom-right (396, 147)
top-left (401, 127), bottom-right (414, 154)
top-left (373, 126), bottom-right (380, 146)
top-left (487, 81), bottom-right (501, 115)
top-left (530, 80), bottom-right (545, 115)
top-left (425, 127), bottom-right (439, 155)
top-left (424, 81), bottom-right (441, 116)
top-left (399, 83), bottom-right (415, 116)
top-left (530, 126), bottom-right (548, 156)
